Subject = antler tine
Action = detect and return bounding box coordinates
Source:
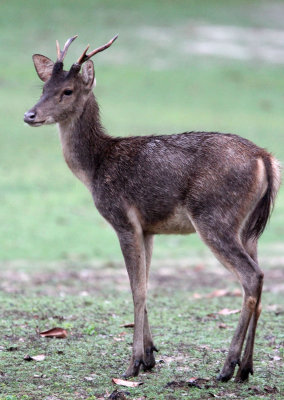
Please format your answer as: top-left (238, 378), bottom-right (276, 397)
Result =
top-left (56, 35), bottom-right (78, 62)
top-left (56, 40), bottom-right (61, 60)
top-left (76, 34), bottom-right (118, 65)
top-left (76, 44), bottom-right (90, 65)
top-left (87, 34), bottom-right (118, 59)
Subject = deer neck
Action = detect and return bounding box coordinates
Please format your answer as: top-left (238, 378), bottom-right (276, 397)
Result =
top-left (58, 93), bottom-right (110, 191)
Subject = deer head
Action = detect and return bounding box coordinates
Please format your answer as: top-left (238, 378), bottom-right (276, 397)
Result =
top-left (24, 35), bottom-right (118, 126)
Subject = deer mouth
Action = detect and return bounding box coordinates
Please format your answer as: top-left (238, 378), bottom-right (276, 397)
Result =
top-left (24, 116), bottom-right (46, 126)
top-left (27, 120), bottom-right (46, 127)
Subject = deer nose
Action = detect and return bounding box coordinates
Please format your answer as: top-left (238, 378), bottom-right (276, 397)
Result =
top-left (24, 110), bottom-right (36, 123)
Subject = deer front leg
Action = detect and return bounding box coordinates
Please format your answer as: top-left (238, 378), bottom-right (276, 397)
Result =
top-left (117, 228), bottom-right (148, 378)
top-left (143, 306), bottom-right (158, 371)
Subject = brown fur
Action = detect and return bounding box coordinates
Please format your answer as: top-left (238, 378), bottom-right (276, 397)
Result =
top-left (24, 38), bottom-right (281, 382)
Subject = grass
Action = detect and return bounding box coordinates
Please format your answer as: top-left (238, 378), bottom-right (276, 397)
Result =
top-left (0, 261), bottom-right (283, 400)
top-left (1, 0), bottom-right (284, 399)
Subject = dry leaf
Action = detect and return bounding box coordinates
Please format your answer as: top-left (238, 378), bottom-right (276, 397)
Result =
top-left (207, 289), bottom-right (229, 298)
top-left (24, 354), bottom-right (45, 361)
top-left (194, 289), bottom-right (242, 300)
top-left (31, 354), bottom-right (45, 361)
top-left (120, 323), bottom-right (135, 328)
top-left (206, 312), bottom-right (217, 318)
top-left (218, 323), bottom-right (228, 329)
top-left (231, 288), bottom-right (242, 297)
top-left (194, 264), bottom-right (205, 271)
top-left (218, 308), bottom-right (240, 315)
top-left (113, 331), bottom-right (127, 341)
top-left (207, 289), bottom-right (242, 298)
top-left (84, 376), bottom-right (95, 381)
top-left (112, 378), bottom-right (143, 387)
top-left (39, 327), bottom-right (68, 339)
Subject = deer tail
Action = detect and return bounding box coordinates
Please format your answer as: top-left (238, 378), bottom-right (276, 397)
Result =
top-left (244, 155), bottom-right (281, 241)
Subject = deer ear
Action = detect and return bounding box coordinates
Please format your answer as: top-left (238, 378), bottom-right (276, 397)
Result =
top-left (32, 54), bottom-right (54, 82)
top-left (81, 60), bottom-right (95, 88)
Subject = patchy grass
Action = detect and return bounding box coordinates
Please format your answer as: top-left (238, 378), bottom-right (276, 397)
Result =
top-left (0, 260), bottom-right (283, 400)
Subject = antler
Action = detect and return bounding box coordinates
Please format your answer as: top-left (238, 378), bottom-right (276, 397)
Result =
top-left (76, 34), bottom-right (118, 65)
top-left (56, 35), bottom-right (78, 62)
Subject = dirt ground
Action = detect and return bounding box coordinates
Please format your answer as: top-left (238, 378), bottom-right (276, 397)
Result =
top-left (1, 256), bottom-right (284, 296)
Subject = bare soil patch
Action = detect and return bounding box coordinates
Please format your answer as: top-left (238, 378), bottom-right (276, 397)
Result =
top-left (138, 22), bottom-right (284, 66)
top-left (1, 257), bottom-right (284, 296)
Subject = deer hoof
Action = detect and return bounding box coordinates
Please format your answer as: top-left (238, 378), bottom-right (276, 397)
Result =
top-left (142, 346), bottom-right (157, 371)
top-left (235, 365), bottom-right (253, 382)
top-left (217, 372), bottom-right (232, 382)
top-left (123, 359), bottom-right (144, 378)
top-left (217, 359), bottom-right (240, 382)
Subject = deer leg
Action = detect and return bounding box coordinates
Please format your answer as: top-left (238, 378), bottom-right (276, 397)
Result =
top-left (216, 244), bottom-right (263, 382)
top-left (194, 225), bottom-right (263, 382)
top-left (117, 228), bottom-right (148, 378)
top-left (142, 234), bottom-right (158, 371)
top-left (236, 239), bottom-right (263, 382)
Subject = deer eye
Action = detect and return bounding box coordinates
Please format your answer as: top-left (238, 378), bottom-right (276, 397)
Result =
top-left (63, 89), bottom-right (73, 96)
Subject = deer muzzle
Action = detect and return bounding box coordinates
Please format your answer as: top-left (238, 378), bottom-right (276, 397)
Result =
top-left (24, 109), bottom-right (46, 126)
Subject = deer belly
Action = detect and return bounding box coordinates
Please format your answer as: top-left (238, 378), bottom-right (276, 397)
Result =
top-left (145, 206), bottom-right (196, 235)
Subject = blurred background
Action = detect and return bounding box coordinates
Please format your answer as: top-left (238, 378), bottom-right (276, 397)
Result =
top-left (1, 0), bottom-right (283, 264)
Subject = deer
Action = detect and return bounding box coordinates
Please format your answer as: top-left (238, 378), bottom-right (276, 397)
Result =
top-left (24, 35), bottom-right (281, 382)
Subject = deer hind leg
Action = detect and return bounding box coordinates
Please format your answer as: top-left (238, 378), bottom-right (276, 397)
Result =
top-left (192, 223), bottom-right (263, 382)
top-left (236, 238), bottom-right (263, 382)
top-left (142, 234), bottom-right (158, 371)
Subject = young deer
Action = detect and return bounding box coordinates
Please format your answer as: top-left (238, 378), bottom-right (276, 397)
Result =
top-left (24, 35), bottom-right (281, 382)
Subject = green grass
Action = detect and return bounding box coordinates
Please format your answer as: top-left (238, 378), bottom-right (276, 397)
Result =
top-left (1, 0), bottom-right (284, 399)
top-left (0, 0), bottom-right (284, 261)
top-left (0, 261), bottom-right (283, 400)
